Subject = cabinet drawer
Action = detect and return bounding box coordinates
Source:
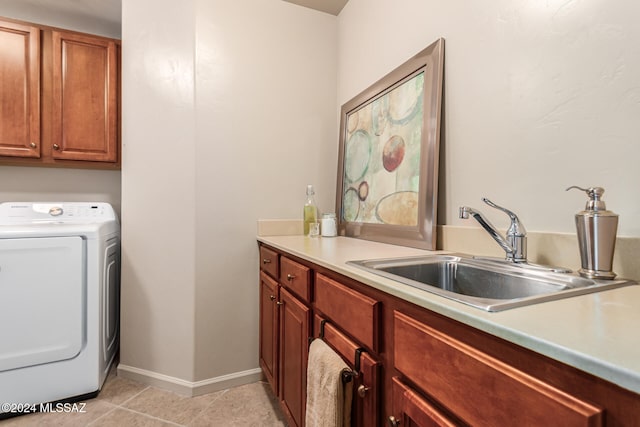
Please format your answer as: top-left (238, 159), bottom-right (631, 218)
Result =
top-left (393, 311), bottom-right (603, 427)
top-left (259, 246), bottom-right (279, 279)
top-left (315, 273), bottom-right (379, 352)
top-left (280, 257), bottom-right (311, 303)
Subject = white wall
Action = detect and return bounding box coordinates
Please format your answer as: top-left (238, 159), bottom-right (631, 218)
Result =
top-left (0, 167), bottom-right (121, 214)
top-left (120, 0), bottom-right (197, 381)
top-left (193, 0), bottom-right (337, 380)
top-left (121, 0), bottom-right (337, 384)
top-left (338, 0), bottom-right (640, 237)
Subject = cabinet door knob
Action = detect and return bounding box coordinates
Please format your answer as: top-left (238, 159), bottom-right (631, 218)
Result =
top-left (388, 416), bottom-right (400, 427)
top-left (357, 384), bottom-right (370, 398)
top-left (276, 301), bottom-right (284, 306)
top-left (286, 274), bottom-right (295, 281)
top-left (269, 295), bottom-right (276, 301)
top-left (53, 144), bottom-right (60, 150)
top-left (30, 142), bottom-right (37, 148)
top-left (262, 259), bottom-right (271, 264)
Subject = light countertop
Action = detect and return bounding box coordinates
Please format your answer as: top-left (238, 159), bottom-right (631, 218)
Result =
top-left (257, 235), bottom-right (640, 395)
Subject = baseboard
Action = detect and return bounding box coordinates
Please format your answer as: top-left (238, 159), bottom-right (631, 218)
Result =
top-left (117, 364), bottom-right (264, 397)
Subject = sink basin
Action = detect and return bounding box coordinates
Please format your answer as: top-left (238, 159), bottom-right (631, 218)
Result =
top-left (347, 255), bottom-right (637, 311)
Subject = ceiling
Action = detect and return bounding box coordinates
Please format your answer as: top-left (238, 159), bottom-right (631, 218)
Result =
top-left (0, 0), bottom-right (347, 27)
top-left (0, 0), bottom-right (121, 25)
top-left (282, 0), bottom-right (348, 16)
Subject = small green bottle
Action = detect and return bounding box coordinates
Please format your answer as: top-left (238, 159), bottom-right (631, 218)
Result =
top-left (303, 185), bottom-right (318, 236)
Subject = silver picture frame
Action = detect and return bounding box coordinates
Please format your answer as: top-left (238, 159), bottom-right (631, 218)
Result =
top-left (336, 38), bottom-right (444, 249)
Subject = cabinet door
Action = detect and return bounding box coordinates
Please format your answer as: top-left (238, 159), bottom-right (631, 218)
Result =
top-left (314, 315), bottom-right (381, 427)
top-left (390, 378), bottom-right (458, 427)
top-left (52, 30), bottom-right (117, 162)
top-left (259, 271), bottom-right (279, 395)
top-left (279, 287), bottom-right (311, 427)
top-left (0, 20), bottom-right (40, 158)
top-left (355, 352), bottom-right (380, 427)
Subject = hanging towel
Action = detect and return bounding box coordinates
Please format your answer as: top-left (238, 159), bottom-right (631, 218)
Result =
top-left (306, 339), bottom-right (353, 427)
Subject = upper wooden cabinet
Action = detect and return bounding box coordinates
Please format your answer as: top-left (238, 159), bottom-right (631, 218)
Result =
top-left (0, 17), bottom-right (120, 169)
top-left (52, 30), bottom-right (117, 162)
top-left (0, 19), bottom-right (40, 158)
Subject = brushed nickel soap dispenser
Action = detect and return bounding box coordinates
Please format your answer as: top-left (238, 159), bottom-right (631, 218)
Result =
top-left (566, 186), bottom-right (618, 279)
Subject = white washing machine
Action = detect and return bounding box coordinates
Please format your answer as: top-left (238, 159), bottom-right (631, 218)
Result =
top-left (0, 202), bottom-right (120, 413)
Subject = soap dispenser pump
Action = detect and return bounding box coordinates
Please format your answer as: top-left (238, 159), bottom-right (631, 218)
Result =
top-left (566, 186), bottom-right (618, 279)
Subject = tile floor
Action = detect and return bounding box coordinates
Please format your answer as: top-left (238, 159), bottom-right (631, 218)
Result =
top-left (0, 369), bottom-right (286, 426)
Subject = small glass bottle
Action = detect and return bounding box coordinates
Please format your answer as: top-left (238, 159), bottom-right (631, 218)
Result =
top-left (303, 185), bottom-right (318, 236)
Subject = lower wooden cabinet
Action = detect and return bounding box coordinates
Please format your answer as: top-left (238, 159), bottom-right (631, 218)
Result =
top-left (279, 287), bottom-right (310, 427)
top-left (259, 246), bottom-right (279, 279)
top-left (258, 243), bottom-right (640, 427)
top-left (393, 310), bottom-right (604, 427)
top-left (312, 316), bottom-right (381, 427)
top-left (258, 271), bottom-right (278, 394)
top-left (390, 377), bottom-right (458, 427)
top-left (259, 268), bottom-right (310, 427)
top-left (315, 273), bottom-right (379, 352)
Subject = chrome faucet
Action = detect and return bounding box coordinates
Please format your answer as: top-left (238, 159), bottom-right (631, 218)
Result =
top-left (459, 198), bottom-right (527, 263)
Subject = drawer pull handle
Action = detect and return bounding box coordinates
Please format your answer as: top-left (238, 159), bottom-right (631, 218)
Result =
top-left (262, 259), bottom-right (271, 264)
top-left (388, 416), bottom-right (400, 427)
top-left (287, 274), bottom-right (295, 281)
top-left (276, 301), bottom-right (284, 306)
top-left (357, 384), bottom-right (370, 398)
top-left (269, 295), bottom-right (276, 301)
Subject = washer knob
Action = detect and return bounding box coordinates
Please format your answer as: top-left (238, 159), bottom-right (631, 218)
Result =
top-left (49, 207), bottom-right (63, 216)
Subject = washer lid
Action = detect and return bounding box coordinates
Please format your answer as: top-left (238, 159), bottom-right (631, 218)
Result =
top-left (0, 202), bottom-right (119, 225)
top-left (0, 202), bottom-right (119, 239)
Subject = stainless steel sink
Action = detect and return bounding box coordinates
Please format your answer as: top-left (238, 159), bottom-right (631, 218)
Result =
top-left (347, 254), bottom-right (637, 311)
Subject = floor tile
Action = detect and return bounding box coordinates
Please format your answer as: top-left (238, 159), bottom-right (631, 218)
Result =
top-left (189, 382), bottom-right (286, 427)
top-left (122, 387), bottom-right (223, 425)
top-left (88, 408), bottom-right (177, 427)
top-left (0, 374), bottom-right (285, 427)
top-left (96, 375), bottom-right (148, 406)
top-left (0, 399), bottom-right (116, 427)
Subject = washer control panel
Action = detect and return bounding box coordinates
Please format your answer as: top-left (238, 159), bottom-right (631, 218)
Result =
top-left (0, 202), bottom-right (118, 224)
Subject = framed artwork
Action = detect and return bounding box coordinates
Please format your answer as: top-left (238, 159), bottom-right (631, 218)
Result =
top-left (336, 38), bottom-right (444, 249)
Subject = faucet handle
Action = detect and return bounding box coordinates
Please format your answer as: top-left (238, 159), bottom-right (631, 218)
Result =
top-left (482, 198), bottom-right (526, 235)
top-left (459, 206), bottom-right (471, 219)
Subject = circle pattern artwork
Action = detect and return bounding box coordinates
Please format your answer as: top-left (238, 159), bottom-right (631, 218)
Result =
top-left (342, 187), bottom-right (360, 222)
top-left (344, 130), bottom-right (372, 183)
top-left (376, 191), bottom-right (419, 226)
top-left (382, 135), bottom-right (406, 172)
